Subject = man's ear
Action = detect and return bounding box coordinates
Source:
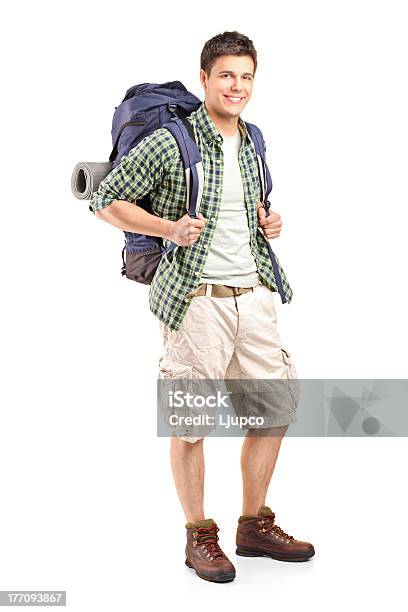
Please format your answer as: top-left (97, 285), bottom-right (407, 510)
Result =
top-left (200, 68), bottom-right (208, 90)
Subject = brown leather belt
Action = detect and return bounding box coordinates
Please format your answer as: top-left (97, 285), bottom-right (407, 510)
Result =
top-left (184, 283), bottom-right (258, 301)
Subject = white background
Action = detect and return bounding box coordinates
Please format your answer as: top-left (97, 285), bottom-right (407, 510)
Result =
top-left (1, 0), bottom-right (407, 609)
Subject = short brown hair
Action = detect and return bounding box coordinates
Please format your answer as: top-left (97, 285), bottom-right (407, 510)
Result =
top-left (200, 31), bottom-right (257, 77)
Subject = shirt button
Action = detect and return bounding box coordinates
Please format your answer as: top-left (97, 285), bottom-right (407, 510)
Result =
top-left (212, 217), bottom-right (216, 222)
top-left (194, 272), bottom-right (199, 276)
top-left (216, 188), bottom-right (220, 193)
top-left (216, 160), bottom-right (221, 164)
top-left (203, 244), bottom-right (207, 249)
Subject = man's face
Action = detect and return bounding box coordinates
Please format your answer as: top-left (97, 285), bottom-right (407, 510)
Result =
top-left (200, 54), bottom-right (255, 120)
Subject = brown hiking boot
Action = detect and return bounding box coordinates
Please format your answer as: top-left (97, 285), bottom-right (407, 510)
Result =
top-left (236, 506), bottom-right (315, 562)
top-left (185, 519), bottom-right (236, 583)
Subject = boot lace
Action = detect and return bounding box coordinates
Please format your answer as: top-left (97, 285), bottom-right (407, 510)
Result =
top-left (259, 512), bottom-right (294, 541)
top-left (193, 525), bottom-right (225, 560)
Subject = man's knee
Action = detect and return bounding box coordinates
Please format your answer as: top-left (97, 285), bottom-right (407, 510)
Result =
top-left (245, 425), bottom-right (289, 438)
top-left (171, 435), bottom-right (204, 446)
top-left (179, 435), bottom-right (204, 444)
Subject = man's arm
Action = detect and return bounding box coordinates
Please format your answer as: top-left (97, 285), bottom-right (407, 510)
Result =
top-left (90, 130), bottom-right (206, 246)
top-left (96, 200), bottom-right (206, 247)
top-left (95, 199), bottom-right (173, 239)
top-left (89, 129), bottom-right (172, 216)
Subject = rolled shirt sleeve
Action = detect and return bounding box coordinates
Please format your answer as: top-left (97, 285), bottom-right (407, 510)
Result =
top-left (89, 128), bottom-right (177, 214)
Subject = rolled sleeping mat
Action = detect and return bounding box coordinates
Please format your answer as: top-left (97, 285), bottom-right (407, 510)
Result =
top-left (71, 161), bottom-right (113, 200)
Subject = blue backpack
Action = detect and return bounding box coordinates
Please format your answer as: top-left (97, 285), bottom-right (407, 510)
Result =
top-left (110, 80), bottom-right (286, 303)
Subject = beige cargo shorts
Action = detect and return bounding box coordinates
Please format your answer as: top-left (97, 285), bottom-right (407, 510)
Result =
top-left (158, 282), bottom-right (299, 442)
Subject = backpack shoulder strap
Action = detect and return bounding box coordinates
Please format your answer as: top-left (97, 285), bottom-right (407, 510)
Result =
top-left (160, 117), bottom-right (204, 255)
top-left (246, 122), bottom-right (287, 304)
top-left (246, 122), bottom-right (273, 210)
top-left (163, 117), bottom-right (204, 220)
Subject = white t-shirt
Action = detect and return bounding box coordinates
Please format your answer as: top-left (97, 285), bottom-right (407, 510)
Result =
top-left (200, 129), bottom-right (259, 287)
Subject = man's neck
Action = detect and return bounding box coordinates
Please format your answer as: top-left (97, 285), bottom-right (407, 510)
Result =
top-left (205, 102), bottom-right (239, 137)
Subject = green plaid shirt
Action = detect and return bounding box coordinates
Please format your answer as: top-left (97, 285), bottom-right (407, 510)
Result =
top-left (90, 102), bottom-right (293, 331)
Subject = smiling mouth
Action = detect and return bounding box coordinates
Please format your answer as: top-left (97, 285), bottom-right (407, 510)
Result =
top-left (223, 95), bottom-right (245, 104)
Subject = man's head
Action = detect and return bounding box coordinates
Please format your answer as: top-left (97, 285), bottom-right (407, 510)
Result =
top-left (200, 31), bottom-right (257, 121)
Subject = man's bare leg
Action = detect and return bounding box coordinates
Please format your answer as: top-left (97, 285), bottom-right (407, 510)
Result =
top-left (240, 426), bottom-right (288, 515)
top-left (170, 436), bottom-right (205, 523)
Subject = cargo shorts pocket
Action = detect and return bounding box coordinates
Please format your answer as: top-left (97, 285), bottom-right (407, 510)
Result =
top-left (157, 357), bottom-right (195, 437)
top-left (157, 355), bottom-right (217, 439)
top-left (158, 357), bottom-right (193, 380)
top-left (281, 348), bottom-right (300, 412)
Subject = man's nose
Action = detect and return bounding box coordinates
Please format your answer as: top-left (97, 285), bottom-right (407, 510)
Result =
top-left (231, 78), bottom-right (243, 91)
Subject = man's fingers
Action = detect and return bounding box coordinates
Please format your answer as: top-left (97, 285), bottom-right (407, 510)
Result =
top-left (190, 218), bottom-right (206, 229)
top-left (260, 217), bottom-right (282, 227)
top-left (190, 222), bottom-right (205, 231)
top-left (261, 212), bottom-right (280, 222)
top-left (264, 229), bottom-right (281, 239)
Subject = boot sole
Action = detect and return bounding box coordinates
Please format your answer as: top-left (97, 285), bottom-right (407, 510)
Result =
top-left (185, 559), bottom-right (236, 583)
top-left (236, 546), bottom-right (315, 562)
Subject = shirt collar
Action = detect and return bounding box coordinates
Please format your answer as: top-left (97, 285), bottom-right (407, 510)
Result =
top-left (193, 102), bottom-right (250, 146)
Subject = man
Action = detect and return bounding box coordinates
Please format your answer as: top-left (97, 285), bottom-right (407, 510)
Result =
top-left (90, 31), bottom-right (314, 583)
